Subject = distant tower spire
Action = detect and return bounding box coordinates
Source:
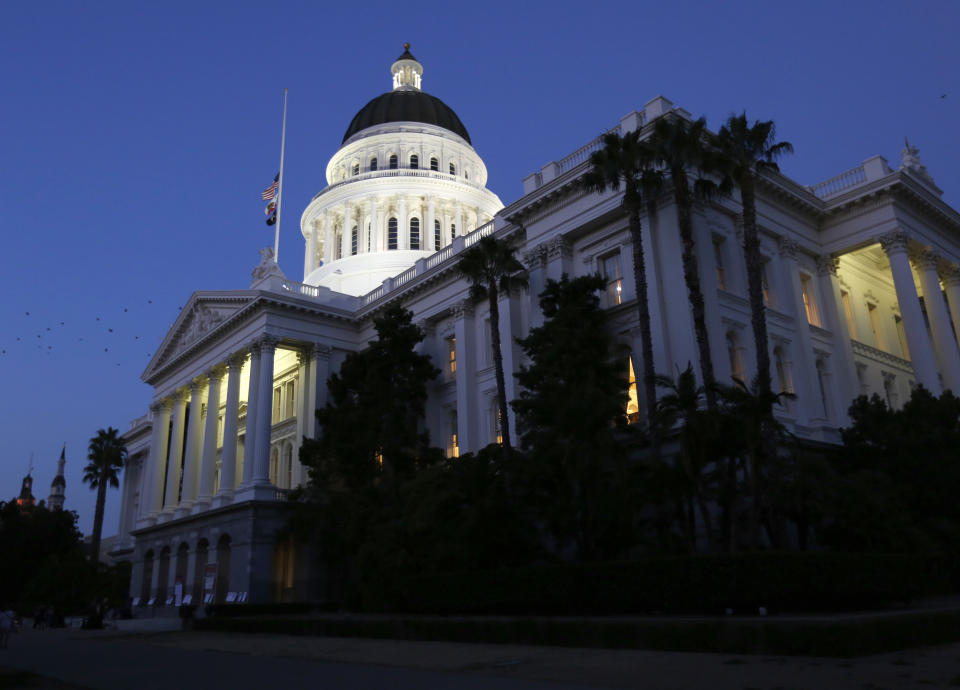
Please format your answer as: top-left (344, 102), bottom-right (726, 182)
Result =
top-left (391, 42), bottom-right (423, 91)
top-left (48, 444), bottom-right (67, 511)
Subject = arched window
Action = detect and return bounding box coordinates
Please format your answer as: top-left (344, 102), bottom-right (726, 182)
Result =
top-left (351, 163), bottom-right (359, 176)
top-left (283, 443), bottom-right (293, 490)
top-left (410, 217), bottom-right (420, 250)
top-left (270, 446), bottom-right (279, 485)
top-left (450, 222), bottom-right (456, 239)
top-left (464, 170), bottom-right (469, 180)
top-left (369, 156), bottom-right (378, 171)
top-left (140, 550), bottom-right (154, 603)
top-left (430, 157), bottom-right (439, 171)
top-left (449, 162), bottom-right (456, 175)
top-left (175, 543), bottom-right (189, 600)
top-left (192, 539), bottom-right (208, 602)
top-left (410, 154), bottom-right (419, 169)
top-left (157, 546), bottom-right (171, 604)
top-left (727, 332), bottom-right (744, 382)
top-left (367, 222), bottom-right (372, 252)
top-left (351, 226), bottom-right (358, 255)
top-left (434, 220), bottom-right (441, 249)
top-left (215, 535), bottom-right (231, 604)
top-left (388, 154), bottom-right (398, 169)
top-left (387, 218), bottom-right (398, 250)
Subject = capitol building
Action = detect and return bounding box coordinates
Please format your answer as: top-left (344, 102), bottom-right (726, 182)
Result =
top-left (114, 47), bottom-right (960, 604)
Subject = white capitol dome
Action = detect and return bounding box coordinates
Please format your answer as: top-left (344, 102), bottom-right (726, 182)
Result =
top-left (300, 44), bottom-right (504, 296)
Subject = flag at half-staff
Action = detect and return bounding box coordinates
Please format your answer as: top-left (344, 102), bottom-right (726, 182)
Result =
top-left (262, 173), bottom-right (279, 225)
top-left (265, 199), bottom-right (277, 225)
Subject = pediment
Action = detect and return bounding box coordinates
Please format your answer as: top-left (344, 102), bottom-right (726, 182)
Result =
top-left (143, 293), bottom-right (255, 380)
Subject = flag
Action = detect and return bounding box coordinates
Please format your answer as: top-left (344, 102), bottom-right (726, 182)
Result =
top-left (261, 173), bottom-right (279, 201)
top-left (265, 199), bottom-right (277, 226)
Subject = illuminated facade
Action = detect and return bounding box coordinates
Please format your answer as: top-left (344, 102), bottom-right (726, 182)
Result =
top-left (115, 48), bottom-right (960, 604)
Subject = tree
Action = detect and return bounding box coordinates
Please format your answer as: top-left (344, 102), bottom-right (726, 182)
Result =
top-left (459, 235), bottom-right (527, 456)
top-left (646, 115), bottom-right (720, 408)
top-left (714, 113), bottom-right (793, 401)
top-left (583, 130), bottom-right (663, 432)
top-left (84, 427), bottom-right (127, 562)
top-left (513, 275), bottom-right (633, 560)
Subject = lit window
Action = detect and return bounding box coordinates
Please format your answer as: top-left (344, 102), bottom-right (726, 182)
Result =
top-left (388, 154), bottom-right (398, 170)
top-left (599, 252), bottom-right (623, 306)
top-left (868, 302), bottom-right (884, 350)
top-left (351, 226), bottom-right (358, 255)
top-left (762, 260), bottom-right (772, 306)
top-left (410, 154), bottom-right (419, 169)
top-left (841, 290), bottom-right (856, 338)
top-left (369, 157), bottom-right (378, 171)
top-left (447, 336), bottom-right (456, 375)
top-left (713, 238), bottom-right (726, 291)
top-left (626, 357), bottom-right (640, 424)
top-left (895, 315), bottom-right (910, 359)
top-left (449, 162), bottom-right (456, 175)
top-left (434, 220), bottom-right (441, 249)
top-left (430, 157), bottom-right (439, 171)
top-left (272, 386), bottom-right (281, 423)
top-left (352, 163), bottom-right (359, 176)
top-left (388, 218), bottom-right (398, 250)
top-left (285, 380), bottom-right (295, 419)
top-left (448, 412), bottom-right (459, 458)
top-left (800, 274), bottom-right (820, 326)
top-left (492, 404), bottom-right (503, 444)
top-left (410, 218), bottom-right (420, 250)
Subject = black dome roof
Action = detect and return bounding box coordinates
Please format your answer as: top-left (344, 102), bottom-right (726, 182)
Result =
top-left (342, 90), bottom-right (471, 144)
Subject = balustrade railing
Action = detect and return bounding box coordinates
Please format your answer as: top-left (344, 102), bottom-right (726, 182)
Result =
top-left (280, 279), bottom-right (321, 298)
top-left (850, 339), bottom-right (913, 371)
top-left (312, 168), bottom-right (483, 201)
top-left (810, 165), bottom-right (867, 199)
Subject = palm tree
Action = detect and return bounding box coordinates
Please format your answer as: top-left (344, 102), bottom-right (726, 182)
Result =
top-left (646, 115), bottom-right (720, 408)
top-left (84, 427), bottom-right (127, 562)
top-left (459, 235), bottom-right (528, 456)
top-left (583, 131), bottom-right (663, 432)
top-left (714, 113), bottom-right (794, 401)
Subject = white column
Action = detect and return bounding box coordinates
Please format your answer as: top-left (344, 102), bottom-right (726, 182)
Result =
top-left (453, 302), bottom-right (477, 453)
top-left (251, 336), bottom-right (278, 490)
top-left (195, 366), bottom-right (223, 511)
top-left (943, 265), bottom-right (960, 345)
top-left (342, 205), bottom-right (353, 257)
top-left (322, 210), bottom-right (333, 264)
top-left (242, 344), bottom-right (262, 486)
top-left (426, 198), bottom-right (436, 251)
top-left (177, 378), bottom-right (206, 516)
top-left (162, 390), bottom-right (188, 514)
top-left (879, 231), bottom-right (942, 394)
top-left (916, 248), bottom-right (960, 392)
top-left (398, 198), bottom-right (408, 250)
top-left (214, 353), bottom-right (243, 506)
top-left (305, 222), bottom-right (317, 278)
top-left (777, 238), bottom-right (820, 425)
top-left (368, 199), bottom-right (378, 253)
top-left (816, 255), bottom-right (859, 423)
top-left (523, 245), bottom-right (547, 331)
top-left (144, 400), bottom-right (172, 523)
top-left (455, 202), bottom-right (463, 238)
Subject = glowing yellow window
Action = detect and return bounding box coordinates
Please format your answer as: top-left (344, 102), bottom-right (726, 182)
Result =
top-left (626, 357), bottom-right (640, 424)
top-left (800, 274), bottom-right (821, 326)
top-left (600, 253), bottom-right (623, 306)
top-left (447, 336), bottom-right (457, 375)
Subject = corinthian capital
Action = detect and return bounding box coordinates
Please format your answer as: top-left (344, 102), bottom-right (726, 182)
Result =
top-left (451, 301), bottom-right (474, 320)
top-left (942, 264), bottom-right (960, 288)
top-left (777, 237), bottom-right (800, 259)
top-left (912, 246), bottom-right (940, 272)
top-left (815, 254), bottom-right (839, 277)
top-left (878, 230), bottom-right (911, 256)
top-left (547, 236), bottom-right (572, 260)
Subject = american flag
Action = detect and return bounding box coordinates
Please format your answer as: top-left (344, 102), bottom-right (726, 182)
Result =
top-left (261, 174), bottom-right (279, 201)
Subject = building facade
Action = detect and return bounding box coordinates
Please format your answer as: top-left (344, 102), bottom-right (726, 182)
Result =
top-left (113, 48), bottom-right (960, 604)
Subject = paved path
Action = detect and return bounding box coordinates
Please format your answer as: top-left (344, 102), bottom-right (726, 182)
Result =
top-left (4, 626), bottom-right (960, 689)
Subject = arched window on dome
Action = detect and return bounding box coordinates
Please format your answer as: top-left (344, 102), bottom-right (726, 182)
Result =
top-left (450, 222), bottom-right (456, 239)
top-left (449, 162), bottom-right (456, 175)
top-left (464, 169), bottom-right (469, 180)
top-left (388, 218), bottom-right (398, 250)
top-left (410, 218), bottom-right (420, 250)
top-left (367, 222), bottom-right (372, 252)
top-left (434, 220), bottom-right (441, 249)
top-left (410, 154), bottom-right (419, 170)
top-left (430, 157), bottom-right (439, 171)
top-left (369, 156), bottom-right (378, 171)
top-left (352, 163), bottom-right (359, 176)
top-left (389, 154), bottom-right (398, 170)
top-left (351, 226), bottom-right (358, 255)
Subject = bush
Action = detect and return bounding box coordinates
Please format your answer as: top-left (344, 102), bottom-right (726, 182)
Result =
top-left (395, 552), bottom-right (947, 615)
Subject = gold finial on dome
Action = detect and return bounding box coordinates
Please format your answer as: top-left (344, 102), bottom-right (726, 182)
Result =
top-left (404, 42), bottom-right (410, 50)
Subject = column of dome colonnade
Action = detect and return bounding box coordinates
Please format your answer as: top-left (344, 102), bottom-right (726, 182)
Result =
top-left (878, 231), bottom-right (942, 394)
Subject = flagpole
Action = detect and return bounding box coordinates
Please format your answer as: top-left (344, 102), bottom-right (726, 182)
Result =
top-left (274, 88), bottom-right (288, 263)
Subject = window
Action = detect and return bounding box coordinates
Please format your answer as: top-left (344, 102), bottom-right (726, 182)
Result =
top-left (334, 231), bottom-right (343, 260)
top-left (270, 446), bottom-right (279, 485)
top-left (713, 238), bottom-right (727, 290)
top-left (410, 217), bottom-right (420, 250)
top-left (727, 332), bottom-right (744, 382)
top-left (369, 156), bottom-right (378, 171)
top-left (491, 403), bottom-right (503, 444)
top-left (448, 411), bottom-right (459, 458)
top-left (352, 163), bottom-right (359, 176)
top-left (841, 290), bottom-right (856, 338)
top-left (410, 154), bottom-right (419, 169)
top-left (272, 386), bottom-right (281, 423)
top-left (387, 217), bottom-right (398, 250)
top-left (447, 336), bottom-right (456, 375)
top-left (351, 226), bottom-right (358, 255)
top-left (599, 252), bottom-right (623, 306)
top-left (464, 170), bottom-right (469, 180)
top-left (800, 273), bottom-right (820, 326)
top-left (285, 380), bottom-right (295, 419)
top-left (367, 222), bottom-right (372, 252)
top-left (868, 302), bottom-right (884, 350)
top-left (449, 162), bottom-right (456, 175)
top-left (762, 260), bottom-right (772, 306)
top-left (774, 347), bottom-right (792, 394)
top-left (388, 154), bottom-right (398, 169)
top-left (434, 220), bottom-right (441, 249)
top-left (816, 359), bottom-right (831, 420)
top-left (626, 357), bottom-right (640, 424)
top-left (884, 375), bottom-right (898, 409)
top-left (283, 444), bottom-right (293, 489)
top-left (450, 222), bottom-right (456, 239)
top-left (430, 157), bottom-right (439, 171)
top-left (895, 315), bottom-right (910, 359)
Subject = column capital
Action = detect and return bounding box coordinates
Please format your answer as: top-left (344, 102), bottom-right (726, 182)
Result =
top-left (523, 244), bottom-right (548, 270)
top-left (878, 230), bottom-right (911, 256)
top-left (174, 387), bottom-right (191, 404)
top-left (256, 334), bottom-right (279, 353)
top-left (942, 264), bottom-right (960, 288)
top-left (207, 364), bottom-right (226, 382)
top-left (313, 343), bottom-right (333, 361)
top-left (547, 236), bottom-right (572, 261)
top-left (189, 377), bottom-right (206, 394)
top-left (912, 246), bottom-right (940, 272)
top-left (815, 254), bottom-right (840, 277)
top-left (777, 236), bottom-right (800, 259)
top-left (227, 351), bottom-right (247, 369)
top-left (150, 399), bottom-right (173, 414)
top-left (451, 301), bottom-right (475, 320)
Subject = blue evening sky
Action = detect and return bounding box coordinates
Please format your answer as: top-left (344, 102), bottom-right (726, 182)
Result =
top-left (1, 1), bottom-right (957, 535)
